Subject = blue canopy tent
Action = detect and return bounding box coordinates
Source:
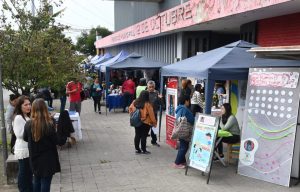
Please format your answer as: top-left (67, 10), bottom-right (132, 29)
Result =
top-left (90, 55), bottom-right (101, 63)
top-left (93, 52), bottom-right (113, 66)
top-left (108, 52), bottom-right (168, 70)
top-left (98, 50), bottom-right (129, 72)
top-left (106, 52), bottom-right (168, 94)
top-left (160, 40), bottom-right (300, 114)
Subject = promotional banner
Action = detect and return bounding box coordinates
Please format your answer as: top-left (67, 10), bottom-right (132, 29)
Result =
top-left (188, 114), bottom-right (218, 173)
top-left (238, 68), bottom-right (300, 187)
top-left (166, 78), bottom-right (178, 148)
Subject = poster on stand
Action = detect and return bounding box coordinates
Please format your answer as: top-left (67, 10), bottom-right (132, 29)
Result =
top-left (188, 114), bottom-right (218, 173)
top-left (166, 78), bottom-right (178, 149)
top-left (238, 68), bottom-right (300, 187)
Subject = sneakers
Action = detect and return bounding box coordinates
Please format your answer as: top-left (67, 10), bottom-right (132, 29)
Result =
top-left (172, 163), bottom-right (186, 169)
top-left (135, 150), bottom-right (142, 154)
top-left (152, 143), bottom-right (160, 147)
top-left (99, 111), bottom-right (101, 114)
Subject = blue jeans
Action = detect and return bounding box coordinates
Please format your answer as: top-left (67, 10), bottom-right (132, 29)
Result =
top-left (175, 139), bottom-right (189, 165)
top-left (18, 158), bottom-right (33, 192)
top-left (33, 175), bottom-right (53, 192)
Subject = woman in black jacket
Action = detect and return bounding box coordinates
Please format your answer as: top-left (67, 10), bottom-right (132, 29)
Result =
top-left (24, 98), bottom-right (64, 192)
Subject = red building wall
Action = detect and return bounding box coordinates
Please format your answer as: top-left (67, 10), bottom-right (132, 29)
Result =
top-left (257, 13), bottom-right (300, 46)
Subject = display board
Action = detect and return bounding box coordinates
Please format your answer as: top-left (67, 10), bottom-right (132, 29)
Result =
top-left (166, 78), bottom-right (178, 149)
top-left (188, 114), bottom-right (218, 173)
top-left (238, 68), bottom-right (300, 187)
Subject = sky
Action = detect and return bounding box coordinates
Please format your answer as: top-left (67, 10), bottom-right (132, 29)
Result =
top-left (55, 0), bottom-right (115, 43)
top-left (0, 0), bottom-right (115, 44)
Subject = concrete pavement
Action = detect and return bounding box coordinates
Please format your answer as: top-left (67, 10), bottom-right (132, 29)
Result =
top-left (2, 99), bottom-right (300, 191)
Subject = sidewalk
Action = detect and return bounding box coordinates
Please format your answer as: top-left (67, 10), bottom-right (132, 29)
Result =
top-left (2, 99), bottom-right (300, 191)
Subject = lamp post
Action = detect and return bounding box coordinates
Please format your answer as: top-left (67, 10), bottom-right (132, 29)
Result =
top-left (0, 55), bottom-right (8, 176)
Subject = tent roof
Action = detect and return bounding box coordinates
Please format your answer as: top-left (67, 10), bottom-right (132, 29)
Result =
top-left (90, 55), bottom-right (101, 63)
top-left (161, 40), bottom-right (300, 80)
top-left (93, 52), bottom-right (113, 65)
top-left (108, 53), bottom-right (168, 70)
top-left (98, 50), bottom-right (129, 72)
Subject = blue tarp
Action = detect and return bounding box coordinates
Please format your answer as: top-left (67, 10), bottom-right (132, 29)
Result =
top-left (160, 40), bottom-right (300, 114)
top-left (90, 55), bottom-right (101, 63)
top-left (93, 53), bottom-right (113, 66)
top-left (98, 50), bottom-right (129, 72)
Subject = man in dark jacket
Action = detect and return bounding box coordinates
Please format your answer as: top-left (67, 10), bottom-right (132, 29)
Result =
top-left (147, 80), bottom-right (163, 147)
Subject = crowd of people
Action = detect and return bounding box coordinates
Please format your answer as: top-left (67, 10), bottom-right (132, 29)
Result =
top-left (3, 77), bottom-right (86, 192)
top-left (3, 75), bottom-right (241, 191)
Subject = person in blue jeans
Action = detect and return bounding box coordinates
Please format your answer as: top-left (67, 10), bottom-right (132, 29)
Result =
top-left (173, 95), bottom-right (195, 169)
top-left (24, 99), bottom-right (65, 192)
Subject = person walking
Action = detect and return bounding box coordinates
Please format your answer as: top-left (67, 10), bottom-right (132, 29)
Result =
top-left (147, 80), bottom-right (163, 147)
top-left (66, 78), bottom-right (83, 114)
top-left (190, 84), bottom-right (205, 116)
top-left (122, 76), bottom-right (135, 113)
top-left (13, 95), bottom-right (33, 191)
top-left (90, 78), bottom-right (103, 114)
top-left (23, 98), bottom-right (63, 192)
top-left (129, 90), bottom-right (157, 154)
top-left (173, 95), bottom-right (194, 168)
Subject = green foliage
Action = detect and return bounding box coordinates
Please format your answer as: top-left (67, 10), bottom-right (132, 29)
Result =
top-left (75, 26), bottom-right (112, 55)
top-left (0, 0), bottom-right (80, 95)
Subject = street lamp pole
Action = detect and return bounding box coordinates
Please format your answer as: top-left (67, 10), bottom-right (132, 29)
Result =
top-left (0, 55), bottom-right (8, 175)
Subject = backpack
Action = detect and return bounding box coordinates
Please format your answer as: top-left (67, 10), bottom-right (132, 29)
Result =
top-left (130, 108), bottom-right (143, 127)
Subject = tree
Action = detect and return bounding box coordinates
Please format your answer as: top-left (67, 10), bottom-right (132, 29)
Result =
top-left (76, 26), bottom-right (112, 56)
top-left (0, 0), bottom-right (81, 95)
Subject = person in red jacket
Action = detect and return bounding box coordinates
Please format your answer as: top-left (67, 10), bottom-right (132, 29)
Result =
top-left (66, 78), bottom-right (83, 114)
top-left (122, 76), bottom-right (135, 112)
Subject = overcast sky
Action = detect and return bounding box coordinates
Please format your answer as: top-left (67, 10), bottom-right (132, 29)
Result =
top-left (0, 0), bottom-right (114, 43)
top-left (57, 0), bottom-right (115, 43)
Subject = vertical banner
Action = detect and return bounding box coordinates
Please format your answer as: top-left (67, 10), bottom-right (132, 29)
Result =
top-left (238, 68), bottom-right (300, 187)
top-left (166, 78), bottom-right (178, 148)
top-left (188, 114), bottom-right (218, 173)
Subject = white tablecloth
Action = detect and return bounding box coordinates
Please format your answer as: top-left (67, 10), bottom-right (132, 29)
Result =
top-left (54, 112), bottom-right (82, 140)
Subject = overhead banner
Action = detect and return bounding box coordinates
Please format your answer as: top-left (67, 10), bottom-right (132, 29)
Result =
top-left (166, 78), bottom-right (178, 149)
top-left (238, 68), bottom-right (300, 187)
top-left (188, 114), bottom-right (218, 173)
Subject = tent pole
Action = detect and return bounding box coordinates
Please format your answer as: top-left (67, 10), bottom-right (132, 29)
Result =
top-left (204, 79), bottom-right (215, 114)
top-left (158, 71), bottom-right (164, 142)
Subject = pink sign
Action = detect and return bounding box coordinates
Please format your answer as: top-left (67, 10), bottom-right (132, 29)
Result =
top-left (250, 71), bottom-right (299, 88)
top-left (96, 0), bottom-right (290, 48)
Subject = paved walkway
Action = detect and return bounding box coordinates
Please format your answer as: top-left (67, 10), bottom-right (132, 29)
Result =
top-left (2, 99), bottom-right (300, 191)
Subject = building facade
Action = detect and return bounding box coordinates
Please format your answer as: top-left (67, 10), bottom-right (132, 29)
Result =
top-left (97, 0), bottom-right (300, 64)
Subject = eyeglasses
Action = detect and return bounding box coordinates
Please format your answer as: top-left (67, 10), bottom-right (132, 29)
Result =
top-left (148, 86), bottom-right (155, 88)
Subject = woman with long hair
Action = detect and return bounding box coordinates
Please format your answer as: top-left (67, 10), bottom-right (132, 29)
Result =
top-left (129, 90), bottom-right (157, 154)
top-left (216, 103), bottom-right (240, 158)
top-left (13, 95), bottom-right (32, 191)
top-left (23, 99), bottom-right (62, 192)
